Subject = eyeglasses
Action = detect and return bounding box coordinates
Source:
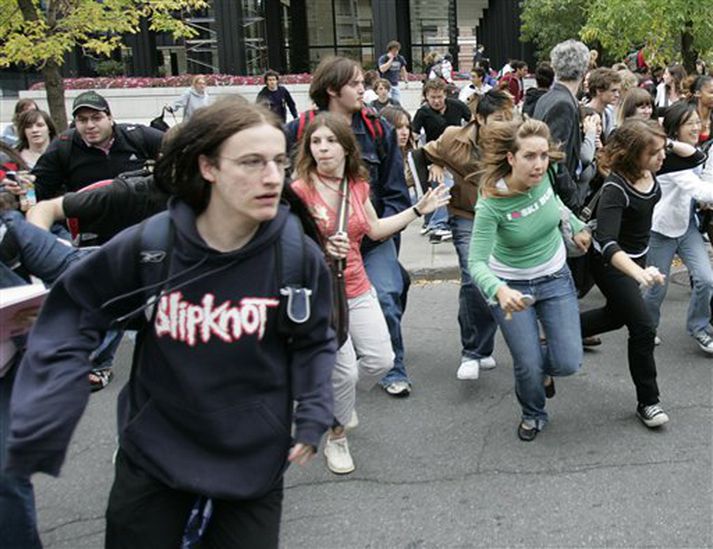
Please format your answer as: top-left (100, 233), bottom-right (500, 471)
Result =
top-left (218, 155), bottom-right (291, 173)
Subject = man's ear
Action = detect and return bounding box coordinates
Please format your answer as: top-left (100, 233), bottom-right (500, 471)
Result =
top-left (198, 154), bottom-right (216, 183)
top-left (327, 87), bottom-right (338, 99)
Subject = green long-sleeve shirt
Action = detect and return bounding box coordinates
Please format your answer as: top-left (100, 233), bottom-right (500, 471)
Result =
top-left (468, 175), bottom-right (585, 300)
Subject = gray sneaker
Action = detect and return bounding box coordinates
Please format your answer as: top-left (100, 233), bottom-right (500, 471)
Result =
top-left (693, 332), bottom-right (713, 354)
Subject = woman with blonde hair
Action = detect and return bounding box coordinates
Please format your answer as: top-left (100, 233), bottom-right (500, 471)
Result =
top-left (169, 75), bottom-right (211, 121)
top-left (468, 118), bottom-right (591, 441)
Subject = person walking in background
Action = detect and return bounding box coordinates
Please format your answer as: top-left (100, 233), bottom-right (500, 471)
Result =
top-left (15, 110), bottom-right (56, 169)
top-left (580, 119), bottom-right (669, 429)
top-left (378, 41), bottom-right (408, 103)
top-left (469, 119), bottom-right (590, 441)
top-left (169, 75), bottom-right (211, 121)
top-left (498, 60), bottom-right (528, 105)
top-left (521, 63), bottom-right (554, 118)
top-left (369, 79), bottom-right (400, 112)
top-left (458, 67), bottom-right (492, 104)
top-left (256, 70), bottom-right (299, 123)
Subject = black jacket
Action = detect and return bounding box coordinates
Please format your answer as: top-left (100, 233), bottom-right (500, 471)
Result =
top-left (32, 123), bottom-right (163, 201)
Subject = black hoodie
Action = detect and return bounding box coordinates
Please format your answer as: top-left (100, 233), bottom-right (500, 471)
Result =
top-left (6, 200), bottom-right (335, 499)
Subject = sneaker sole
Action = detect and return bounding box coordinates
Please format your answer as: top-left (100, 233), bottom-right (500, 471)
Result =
top-left (456, 372), bottom-right (479, 380)
top-left (696, 342), bottom-right (713, 354)
top-left (325, 460), bottom-right (356, 474)
top-left (636, 412), bottom-right (670, 428)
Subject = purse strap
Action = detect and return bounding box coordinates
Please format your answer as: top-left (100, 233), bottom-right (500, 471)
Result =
top-left (334, 177), bottom-right (350, 273)
top-left (579, 185), bottom-right (604, 223)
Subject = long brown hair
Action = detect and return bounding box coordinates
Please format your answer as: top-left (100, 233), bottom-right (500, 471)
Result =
top-left (601, 119), bottom-right (665, 183)
top-left (294, 113), bottom-right (369, 184)
top-left (477, 119), bottom-right (564, 198)
top-left (154, 96), bottom-right (282, 213)
top-left (15, 110), bottom-right (57, 152)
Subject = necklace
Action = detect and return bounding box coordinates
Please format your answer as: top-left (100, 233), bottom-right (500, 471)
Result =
top-left (314, 173), bottom-right (346, 195)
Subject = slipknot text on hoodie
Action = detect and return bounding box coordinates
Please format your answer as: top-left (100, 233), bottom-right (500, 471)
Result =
top-left (154, 291), bottom-right (279, 346)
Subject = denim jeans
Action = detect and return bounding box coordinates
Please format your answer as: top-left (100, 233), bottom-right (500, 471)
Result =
top-left (490, 266), bottom-right (582, 428)
top-left (425, 172), bottom-right (454, 232)
top-left (2, 210), bottom-right (89, 284)
top-left (389, 85), bottom-right (401, 104)
top-left (0, 359), bottom-right (42, 549)
top-left (449, 215), bottom-right (497, 360)
top-left (363, 239), bottom-right (408, 385)
top-left (644, 221), bottom-right (713, 336)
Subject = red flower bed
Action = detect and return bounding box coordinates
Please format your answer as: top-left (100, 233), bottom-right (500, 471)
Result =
top-left (29, 72), bottom-right (428, 90)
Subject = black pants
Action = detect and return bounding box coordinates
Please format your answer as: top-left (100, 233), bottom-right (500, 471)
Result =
top-left (580, 253), bottom-right (660, 405)
top-left (105, 450), bottom-right (283, 549)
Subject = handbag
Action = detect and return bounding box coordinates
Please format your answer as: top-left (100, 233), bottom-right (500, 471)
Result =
top-left (331, 177), bottom-right (350, 347)
top-left (561, 186), bottom-right (604, 298)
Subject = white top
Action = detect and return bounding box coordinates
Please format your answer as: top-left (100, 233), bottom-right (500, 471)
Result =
top-left (458, 83), bottom-right (492, 104)
top-left (653, 166), bottom-right (713, 238)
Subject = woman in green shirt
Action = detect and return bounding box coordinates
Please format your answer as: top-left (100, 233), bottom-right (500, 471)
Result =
top-left (468, 119), bottom-right (591, 441)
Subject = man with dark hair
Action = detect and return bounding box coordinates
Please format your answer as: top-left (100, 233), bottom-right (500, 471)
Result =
top-left (412, 79), bottom-right (471, 242)
top-left (32, 91), bottom-right (163, 201)
top-left (285, 57), bottom-right (413, 403)
top-left (412, 79), bottom-right (471, 144)
top-left (586, 67), bottom-right (622, 137)
top-left (256, 70), bottom-right (299, 123)
top-left (498, 60), bottom-right (528, 105)
top-left (378, 40), bottom-right (408, 103)
top-left (522, 62), bottom-right (555, 117)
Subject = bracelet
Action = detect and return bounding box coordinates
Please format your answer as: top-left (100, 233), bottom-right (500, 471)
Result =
top-left (665, 138), bottom-right (675, 152)
top-left (412, 205), bottom-right (423, 217)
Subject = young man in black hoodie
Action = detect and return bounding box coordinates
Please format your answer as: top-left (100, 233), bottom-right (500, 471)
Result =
top-left (4, 98), bottom-right (336, 547)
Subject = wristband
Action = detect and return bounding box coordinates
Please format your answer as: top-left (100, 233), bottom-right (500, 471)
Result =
top-left (412, 205), bottom-right (423, 217)
top-left (665, 138), bottom-right (675, 152)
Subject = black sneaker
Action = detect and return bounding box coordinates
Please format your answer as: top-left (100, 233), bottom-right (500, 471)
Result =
top-left (693, 332), bottom-right (713, 354)
top-left (429, 229), bottom-right (453, 244)
top-left (636, 403), bottom-right (670, 428)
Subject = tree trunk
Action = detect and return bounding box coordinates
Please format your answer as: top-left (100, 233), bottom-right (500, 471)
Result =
top-left (681, 23), bottom-right (697, 74)
top-left (43, 60), bottom-right (68, 132)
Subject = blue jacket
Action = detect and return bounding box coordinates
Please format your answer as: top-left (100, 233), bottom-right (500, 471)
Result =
top-left (5, 201), bottom-right (336, 499)
top-left (285, 110), bottom-right (411, 250)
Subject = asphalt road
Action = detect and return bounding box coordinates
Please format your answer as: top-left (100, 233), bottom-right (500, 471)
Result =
top-left (31, 281), bottom-right (713, 548)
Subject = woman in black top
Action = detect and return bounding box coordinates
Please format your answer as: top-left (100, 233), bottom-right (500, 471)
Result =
top-left (580, 119), bottom-right (668, 429)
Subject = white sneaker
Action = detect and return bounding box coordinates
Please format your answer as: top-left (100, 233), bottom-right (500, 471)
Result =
top-left (479, 356), bottom-right (497, 370)
top-left (654, 335), bottom-right (662, 346)
top-left (324, 435), bottom-right (355, 474)
top-left (456, 359), bottom-right (479, 380)
top-left (693, 332), bottom-right (713, 354)
top-left (345, 409), bottom-right (359, 431)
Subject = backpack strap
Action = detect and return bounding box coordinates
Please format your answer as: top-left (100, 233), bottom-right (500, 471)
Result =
top-left (296, 110), bottom-right (317, 141)
top-left (360, 108), bottom-right (387, 163)
top-left (276, 213), bottom-right (311, 335)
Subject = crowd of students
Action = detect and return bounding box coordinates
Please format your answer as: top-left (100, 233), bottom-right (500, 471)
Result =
top-left (0, 37), bottom-right (711, 547)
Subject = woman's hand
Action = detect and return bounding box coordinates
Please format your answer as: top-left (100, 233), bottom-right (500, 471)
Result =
top-left (573, 229), bottom-right (591, 252)
top-left (288, 443), bottom-right (316, 466)
top-left (636, 266), bottom-right (665, 288)
top-left (495, 285), bottom-right (528, 317)
top-left (414, 183), bottom-right (451, 215)
top-left (428, 164), bottom-right (445, 184)
top-left (325, 232), bottom-right (349, 260)
top-left (583, 114), bottom-right (599, 135)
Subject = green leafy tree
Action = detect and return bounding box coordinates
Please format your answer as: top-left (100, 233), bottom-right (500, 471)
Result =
top-left (521, 0), bottom-right (590, 60)
top-left (0, 0), bottom-right (207, 131)
top-left (581, 0), bottom-right (713, 72)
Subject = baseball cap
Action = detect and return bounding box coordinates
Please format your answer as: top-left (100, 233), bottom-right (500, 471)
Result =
top-left (72, 91), bottom-right (111, 116)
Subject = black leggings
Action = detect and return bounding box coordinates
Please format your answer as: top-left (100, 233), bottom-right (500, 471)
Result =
top-left (580, 253), bottom-right (660, 405)
top-left (105, 450), bottom-right (283, 549)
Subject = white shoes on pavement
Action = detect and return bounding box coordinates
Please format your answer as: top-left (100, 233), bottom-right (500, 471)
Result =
top-left (324, 435), bottom-right (355, 474)
top-left (456, 356), bottom-right (497, 380)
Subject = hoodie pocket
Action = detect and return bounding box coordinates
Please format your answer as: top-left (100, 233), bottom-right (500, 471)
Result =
top-left (122, 398), bottom-right (291, 500)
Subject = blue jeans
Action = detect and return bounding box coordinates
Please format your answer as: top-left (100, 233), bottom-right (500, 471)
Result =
top-left (1, 210), bottom-right (89, 284)
top-left (389, 85), bottom-right (401, 104)
top-left (0, 359), bottom-right (42, 549)
top-left (449, 216), bottom-right (497, 360)
top-left (425, 172), bottom-right (454, 232)
top-left (490, 266), bottom-right (582, 428)
top-left (644, 222), bottom-right (713, 336)
top-left (363, 239), bottom-right (408, 385)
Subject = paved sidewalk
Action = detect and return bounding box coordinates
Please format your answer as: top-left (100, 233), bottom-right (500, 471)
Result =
top-left (399, 222), bottom-right (460, 281)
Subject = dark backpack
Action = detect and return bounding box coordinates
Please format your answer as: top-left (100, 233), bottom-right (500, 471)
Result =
top-left (296, 108), bottom-right (387, 163)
